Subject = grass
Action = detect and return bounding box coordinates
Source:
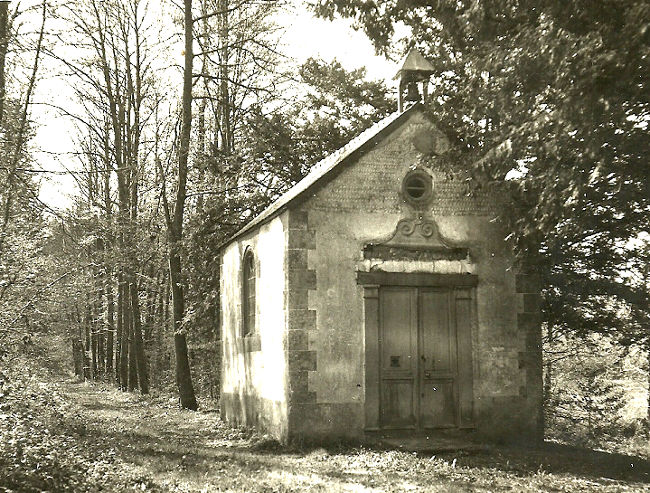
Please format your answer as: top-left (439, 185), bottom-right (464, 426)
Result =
top-left (1, 346), bottom-right (649, 492)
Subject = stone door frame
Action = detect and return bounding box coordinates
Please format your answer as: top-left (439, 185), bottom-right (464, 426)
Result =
top-left (357, 271), bottom-right (478, 433)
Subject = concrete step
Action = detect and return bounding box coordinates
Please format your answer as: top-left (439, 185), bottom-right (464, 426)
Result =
top-left (379, 435), bottom-right (489, 454)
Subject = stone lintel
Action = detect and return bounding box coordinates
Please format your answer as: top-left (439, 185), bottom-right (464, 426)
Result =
top-left (364, 244), bottom-right (468, 261)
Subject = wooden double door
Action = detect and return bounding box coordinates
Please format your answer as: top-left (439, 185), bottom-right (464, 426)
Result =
top-left (379, 286), bottom-right (474, 430)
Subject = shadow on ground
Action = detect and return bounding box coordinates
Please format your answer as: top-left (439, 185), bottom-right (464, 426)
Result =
top-left (440, 441), bottom-right (650, 484)
top-left (61, 379), bottom-right (650, 491)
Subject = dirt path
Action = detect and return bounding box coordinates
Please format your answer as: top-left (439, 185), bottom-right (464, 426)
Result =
top-left (60, 380), bottom-right (650, 492)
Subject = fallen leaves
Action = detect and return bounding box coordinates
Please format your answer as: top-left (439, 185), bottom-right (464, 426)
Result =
top-left (1, 353), bottom-right (649, 492)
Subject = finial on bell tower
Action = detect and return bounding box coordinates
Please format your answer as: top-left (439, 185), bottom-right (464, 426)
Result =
top-left (394, 49), bottom-right (435, 112)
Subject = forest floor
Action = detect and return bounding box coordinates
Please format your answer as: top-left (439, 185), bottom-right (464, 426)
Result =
top-left (1, 346), bottom-right (650, 492)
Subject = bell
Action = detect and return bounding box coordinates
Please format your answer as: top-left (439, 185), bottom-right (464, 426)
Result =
top-left (405, 82), bottom-right (421, 102)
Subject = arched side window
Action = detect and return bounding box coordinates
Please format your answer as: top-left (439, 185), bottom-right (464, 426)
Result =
top-left (242, 249), bottom-right (256, 336)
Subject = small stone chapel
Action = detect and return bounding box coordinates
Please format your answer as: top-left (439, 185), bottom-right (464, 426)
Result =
top-left (219, 50), bottom-right (543, 444)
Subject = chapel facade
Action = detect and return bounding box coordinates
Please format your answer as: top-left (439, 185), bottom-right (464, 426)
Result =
top-left (218, 51), bottom-right (543, 444)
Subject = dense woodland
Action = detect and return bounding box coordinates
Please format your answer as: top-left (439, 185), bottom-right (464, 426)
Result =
top-left (0, 0), bottom-right (648, 467)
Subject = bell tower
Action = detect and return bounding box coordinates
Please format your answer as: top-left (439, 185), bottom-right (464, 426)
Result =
top-left (395, 49), bottom-right (435, 112)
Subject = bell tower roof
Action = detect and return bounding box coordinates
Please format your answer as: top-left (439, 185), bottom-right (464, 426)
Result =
top-left (394, 49), bottom-right (435, 81)
top-left (395, 49), bottom-right (434, 112)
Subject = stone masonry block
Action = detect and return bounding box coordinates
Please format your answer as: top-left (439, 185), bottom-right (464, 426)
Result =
top-left (288, 403), bottom-right (364, 440)
top-left (288, 249), bottom-right (308, 270)
top-left (288, 309), bottom-right (316, 331)
top-left (290, 390), bottom-right (317, 404)
top-left (288, 371), bottom-right (316, 403)
top-left (516, 274), bottom-right (541, 293)
top-left (288, 288), bottom-right (309, 308)
top-left (288, 329), bottom-right (309, 350)
top-left (289, 369), bottom-right (309, 394)
top-left (525, 343), bottom-right (543, 381)
top-left (288, 229), bottom-right (316, 249)
top-left (517, 312), bottom-right (541, 332)
top-left (525, 322), bottom-right (543, 353)
top-left (288, 350), bottom-right (317, 372)
top-left (288, 210), bottom-right (309, 230)
top-left (522, 293), bottom-right (541, 313)
top-left (518, 351), bottom-right (526, 369)
top-left (289, 269), bottom-right (317, 290)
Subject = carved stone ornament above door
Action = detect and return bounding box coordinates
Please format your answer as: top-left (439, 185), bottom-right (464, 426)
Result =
top-left (363, 216), bottom-right (470, 262)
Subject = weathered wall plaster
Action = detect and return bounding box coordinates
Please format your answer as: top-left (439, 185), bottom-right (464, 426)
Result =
top-left (220, 212), bottom-right (290, 441)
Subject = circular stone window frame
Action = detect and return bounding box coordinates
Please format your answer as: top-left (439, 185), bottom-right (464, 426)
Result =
top-left (402, 169), bottom-right (433, 205)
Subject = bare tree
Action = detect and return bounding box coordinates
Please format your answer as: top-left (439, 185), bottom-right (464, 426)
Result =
top-left (159, 0), bottom-right (198, 410)
top-left (0, 0), bottom-right (51, 346)
top-left (57, 0), bottom-right (160, 393)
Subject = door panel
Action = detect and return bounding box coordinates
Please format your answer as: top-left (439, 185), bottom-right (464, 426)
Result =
top-left (420, 289), bottom-right (458, 427)
top-left (420, 290), bottom-right (454, 374)
top-left (420, 378), bottom-right (456, 428)
top-left (380, 288), bottom-right (417, 428)
top-left (455, 290), bottom-right (474, 427)
top-left (381, 380), bottom-right (416, 428)
top-left (381, 288), bottom-right (415, 374)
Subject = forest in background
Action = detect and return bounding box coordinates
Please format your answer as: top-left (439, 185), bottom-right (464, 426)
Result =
top-left (0, 0), bottom-right (648, 456)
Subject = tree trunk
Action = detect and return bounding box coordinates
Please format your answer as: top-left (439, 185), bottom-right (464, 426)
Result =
top-left (196, 5), bottom-right (208, 210)
top-left (170, 250), bottom-right (197, 409)
top-left (97, 327), bottom-right (105, 375)
top-left (130, 279), bottom-right (149, 393)
top-left (119, 279), bottom-right (130, 389)
top-left (91, 327), bottom-right (98, 379)
top-left (103, 126), bottom-right (114, 376)
top-left (128, 321), bottom-right (138, 391)
top-left (166, 0), bottom-right (198, 411)
top-left (72, 339), bottom-right (84, 379)
top-left (88, 303), bottom-right (97, 379)
top-left (0, 0), bottom-right (8, 124)
top-left (115, 273), bottom-right (123, 385)
top-left (647, 343), bottom-right (650, 427)
top-left (84, 312), bottom-right (91, 380)
top-left (106, 276), bottom-right (115, 375)
top-left (164, 271), bottom-right (170, 329)
top-left (144, 266), bottom-right (157, 342)
top-left (96, 285), bottom-right (105, 376)
top-left (217, 0), bottom-right (232, 153)
top-left (544, 324), bottom-right (553, 406)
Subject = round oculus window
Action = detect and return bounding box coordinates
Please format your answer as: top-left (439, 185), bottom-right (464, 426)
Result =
top-left (402, 171), bottom-right (432, 203)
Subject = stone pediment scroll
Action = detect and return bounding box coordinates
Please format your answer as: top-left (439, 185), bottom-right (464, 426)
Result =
top-left (363, 217), bottom-right (469, 261)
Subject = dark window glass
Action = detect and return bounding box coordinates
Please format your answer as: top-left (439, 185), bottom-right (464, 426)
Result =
top-left (243, 252), bottom-right (255, 335)
top-left (403, 171), bottom-right (432, 202)
top-left (405, 176), bottom-right (427, 198)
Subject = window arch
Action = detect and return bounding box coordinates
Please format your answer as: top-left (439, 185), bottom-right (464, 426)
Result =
top-left (242, 249), bottom-right (256, 336)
